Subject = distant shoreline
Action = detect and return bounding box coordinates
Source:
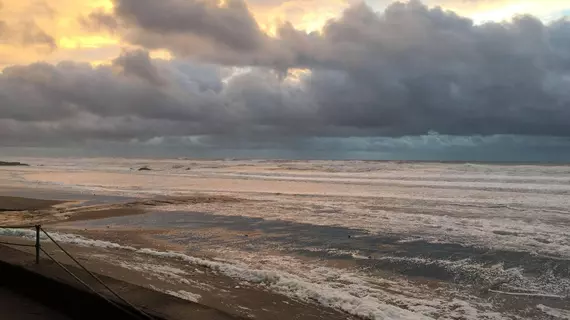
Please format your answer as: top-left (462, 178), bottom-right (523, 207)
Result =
top-left (2, 156), bottom-right (570, 166)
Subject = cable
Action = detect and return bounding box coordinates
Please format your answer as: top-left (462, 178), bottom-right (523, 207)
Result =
top-left (0, 224), bottom-right (150, 319)
top-left (40, 247), bottom-right (146, 319)
top-left (41, 228), bottom-right (154, 320)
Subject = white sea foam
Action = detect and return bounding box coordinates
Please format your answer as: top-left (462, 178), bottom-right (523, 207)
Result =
top-left (134, 248), bottom-right (430, 320)
top-left (371, 256), bottom-right (570, 297)
top-left (537, 304), bottom-right (570, 319)
top-left (147, 285), bottom-right (201, 303)
top-left (0, 229), bottom-right (431, 319)
top-left (165, 290), bottom-right (201, 303)
top-left (3, 228), bottom-right (525, 319)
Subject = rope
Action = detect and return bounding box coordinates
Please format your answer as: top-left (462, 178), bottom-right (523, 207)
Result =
top-left (41, 228), bottom-right (154, 320)
top-left (40, 248), bottom-right (145, 319)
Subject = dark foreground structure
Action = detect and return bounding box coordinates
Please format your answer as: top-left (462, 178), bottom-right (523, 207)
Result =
top-left (0, 245), bottom-right (240, 320)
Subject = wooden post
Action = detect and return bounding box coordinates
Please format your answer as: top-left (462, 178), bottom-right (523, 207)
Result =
top-left (35, 225), bottom-right (40, 264)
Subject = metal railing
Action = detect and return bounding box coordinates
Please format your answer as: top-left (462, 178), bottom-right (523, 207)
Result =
top-left (0, 224), bottom-right (41, 264)
top-left (0, 224), bottom-right (154, 320)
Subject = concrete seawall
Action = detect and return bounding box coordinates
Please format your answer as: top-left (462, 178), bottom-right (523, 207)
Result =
top-left (0, 245), bottom-right (240, 320)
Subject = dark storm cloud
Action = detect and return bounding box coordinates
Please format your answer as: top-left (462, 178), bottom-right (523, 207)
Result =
top-left (0, 55), bottom-right (230, 124)
top-left (282, 1), bottom-right (570, 137)
top-left (114, 0), bottom-right (265, 51)
top-left (80, 0), bottom-right (286, 66)
top-left (112, 49), bottom-right (165, 85)
top-left (3, 1), bottom-right (570, 153)
top-left (0, 55), bottom-right (321, 146)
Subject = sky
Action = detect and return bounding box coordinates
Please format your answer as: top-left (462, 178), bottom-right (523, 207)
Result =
top-left (1, 0), bottom-right (570, 161)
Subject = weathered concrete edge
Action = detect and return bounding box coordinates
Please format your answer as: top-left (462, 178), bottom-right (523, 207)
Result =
top-left (0, 252), bottom-right (165, 319)
top-left (0, 245), bottom-right (241, 320)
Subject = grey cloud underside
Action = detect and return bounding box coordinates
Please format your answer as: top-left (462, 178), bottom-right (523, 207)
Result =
top-left (1, 1), bottom-right (570, 155)
top-left (115, 0), bottom-right (265, 51)
top-left (112, 49), bottom-right (166, 85)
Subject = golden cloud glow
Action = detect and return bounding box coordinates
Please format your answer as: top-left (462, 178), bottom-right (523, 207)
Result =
top-left (409, 0), bottom-right (567, 23)
top-left (149, 49), bottom-right (174, 61)
top-left (58, 35), bottom-right (119, 49)
top-left (249, 0), bottom-right (353, 35)
top-left (0, 0), bottom-right (118, 67)
top-left (0, 0), bottom-right (568, 69)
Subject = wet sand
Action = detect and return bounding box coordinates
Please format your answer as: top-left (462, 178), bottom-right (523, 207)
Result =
top-left (0, 196), bottom-right (63, 212)
top-left (58, 207), bottom-right (145, 223)
top-left (0, 194), bottom-right (247, 226)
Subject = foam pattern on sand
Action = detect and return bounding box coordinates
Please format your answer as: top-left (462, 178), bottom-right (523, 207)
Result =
top-left (537, 304), bottom-right (570, 319)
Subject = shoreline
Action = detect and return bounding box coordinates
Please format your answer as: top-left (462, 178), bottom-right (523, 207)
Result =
top-left (0, 193), bottom-right (360, 320)
top-left (0, 194), bottom-right (240, 226)
top-left (5, 156), bottom-right (570, 165)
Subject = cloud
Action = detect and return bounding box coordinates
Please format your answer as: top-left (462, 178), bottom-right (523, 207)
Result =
top-left (112, 49), bottom-right (165, 85)
top-left (78, 0), bottom-right (287, 66)
top-left (19, 21), bottom-right (57, 50)
top-left (0, 18), bottom-right (56, 50)
top-left (0, 1), bottom-right (56, 51)
top-left (79, 8), bottom-right (121, 33)
top-left (27, 1), bottom-right (56, 19)
top-left (272, 1), bottom-right (570, 137)
top-left (0, 52), bottom-right (235, 145)
top-left (1, 1), bottom-right (570, 160)
top-left (0, 20), bottom-right (6, 36)
top-left (116, 0), bottom-right (265, 51)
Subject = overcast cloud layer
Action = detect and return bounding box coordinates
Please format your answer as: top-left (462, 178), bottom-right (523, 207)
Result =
top-left (2, 1), bottom-right (570, 160)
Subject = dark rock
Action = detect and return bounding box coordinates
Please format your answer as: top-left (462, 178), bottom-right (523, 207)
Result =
top-left (138, 166), bottom-right (152, 171)
top-left (0, 161), bottom-right (29, 166)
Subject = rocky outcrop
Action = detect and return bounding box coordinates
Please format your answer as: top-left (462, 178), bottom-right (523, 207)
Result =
top-left (0, 161), bottom-right (29, 166)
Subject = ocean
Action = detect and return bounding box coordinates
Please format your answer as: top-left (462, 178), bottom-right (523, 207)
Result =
top-left (1, 158), bottom-right (569, 319)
